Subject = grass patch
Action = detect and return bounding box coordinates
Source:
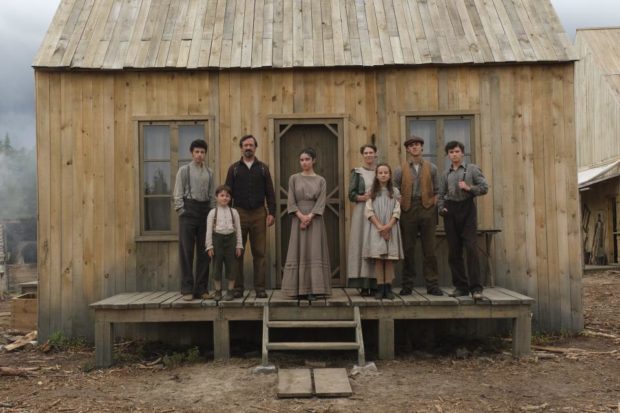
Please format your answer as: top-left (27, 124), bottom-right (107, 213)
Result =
top-left (112, 340), bottom-right (205, 367)
top-left (531, 329), bottom-right (574, 346)
top-left (47, 331), bottom-right (89, 351)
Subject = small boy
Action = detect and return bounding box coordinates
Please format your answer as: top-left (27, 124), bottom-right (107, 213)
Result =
top-left (206, 185), bottom-right (243, 301)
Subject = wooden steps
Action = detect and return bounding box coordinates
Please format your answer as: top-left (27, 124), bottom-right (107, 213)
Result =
top-left (267, 342), bottom-right (360, 351)
top-left (267, 320), bottom-right (357, 328)
top-left (262, 306), bottom-right (365, 366)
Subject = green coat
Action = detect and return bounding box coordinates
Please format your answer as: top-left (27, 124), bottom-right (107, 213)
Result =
top-left (348, 169), bottom-right (368, 202)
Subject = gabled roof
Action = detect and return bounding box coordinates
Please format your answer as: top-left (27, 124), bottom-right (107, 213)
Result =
top-left (576, 28), bottom-right (620, 101)
top-left (34, 0), bottom-right (576, 70)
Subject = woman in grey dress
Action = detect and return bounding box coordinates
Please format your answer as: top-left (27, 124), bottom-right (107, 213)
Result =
top-left (346, 144), bottom-right (377, 296)
top-left (281, 148), bottom-right (331, 300)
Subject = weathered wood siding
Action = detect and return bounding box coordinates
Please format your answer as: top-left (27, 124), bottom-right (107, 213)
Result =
top-left (36, 65), bottom-right (581, 339)
top-left (575, 31), bottom-right (620, 168)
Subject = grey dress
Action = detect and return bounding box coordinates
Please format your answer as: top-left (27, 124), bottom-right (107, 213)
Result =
top-left (362, 187), bottom-right (404, 260)
top-left (347, 167), bottom-right (376, 288)
top-left (281, 173), bottom-right (332, 297)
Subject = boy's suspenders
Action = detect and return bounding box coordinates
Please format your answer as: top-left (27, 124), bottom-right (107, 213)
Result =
top-left (183, 164), bottom-right (213, 202)
top-left (213, 207), bottom-right (236, 230)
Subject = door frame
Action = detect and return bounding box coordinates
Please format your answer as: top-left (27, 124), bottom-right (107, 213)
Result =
top-left (272, 116), bottom-right (346, 288)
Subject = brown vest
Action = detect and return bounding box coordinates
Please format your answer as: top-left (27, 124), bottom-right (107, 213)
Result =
top-left (400, 160), bottom-right (434, 211)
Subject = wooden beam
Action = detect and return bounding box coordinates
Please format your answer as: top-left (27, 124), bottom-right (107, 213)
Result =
top-left (378, 318), bottom-right (394, 360)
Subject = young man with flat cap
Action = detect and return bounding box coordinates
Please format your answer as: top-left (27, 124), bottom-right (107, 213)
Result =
top-left (394, 135), bottom-right (443, 296)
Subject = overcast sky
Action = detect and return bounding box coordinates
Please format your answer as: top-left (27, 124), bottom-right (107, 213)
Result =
top-left (1, 0), bottom-right (619, 149)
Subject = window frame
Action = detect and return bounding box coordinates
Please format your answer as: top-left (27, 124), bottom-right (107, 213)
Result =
top-left (134, 116), bottom-right (215, 241)
top-left (400, 111), bottom-right (479, 170)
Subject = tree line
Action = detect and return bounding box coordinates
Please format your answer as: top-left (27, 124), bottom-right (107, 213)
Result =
top-left (0, 134), bottom-right (36, 220)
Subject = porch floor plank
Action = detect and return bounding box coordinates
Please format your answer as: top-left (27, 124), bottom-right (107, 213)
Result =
top-left (414, 288), bottom-right (459, 306)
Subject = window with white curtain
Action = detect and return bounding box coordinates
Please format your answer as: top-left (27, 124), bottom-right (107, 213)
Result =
top-left (406, 115), bottom-right (474, 170)
top-left (139, 121), bottom-right (209, 235)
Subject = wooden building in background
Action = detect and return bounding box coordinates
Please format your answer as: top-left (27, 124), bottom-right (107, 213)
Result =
top-left (34, 0), bottom-right (581, 340)
top-left (575, 28), bottom-right (620, 266)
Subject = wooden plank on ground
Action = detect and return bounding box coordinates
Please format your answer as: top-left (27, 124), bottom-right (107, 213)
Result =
top-left (313, 368), bottom-right (352, 397)
top-left (277, 369), bottom-right (313, 398)
top-left (413, 288), bottom-right (458, 306)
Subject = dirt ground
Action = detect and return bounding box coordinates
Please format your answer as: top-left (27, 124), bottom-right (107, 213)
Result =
top-left (1, 271), bottom-right (619, 413)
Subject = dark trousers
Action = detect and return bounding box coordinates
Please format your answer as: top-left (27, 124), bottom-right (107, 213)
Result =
top-left (400, 199), bottom-right (439, 289)
top-left (179, 199), bottom-right (210, 296)
top-left (212, 233), bottom-right (238, 283)
top-left (443, 198), bottom-right (482, 292)
top-left (234, 207), bottom-right (267, 292)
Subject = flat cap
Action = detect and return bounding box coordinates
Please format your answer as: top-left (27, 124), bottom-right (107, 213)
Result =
top-left (404, 135), bottom-right (424, 147)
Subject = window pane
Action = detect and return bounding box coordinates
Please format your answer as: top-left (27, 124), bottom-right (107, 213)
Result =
top-left (144, 162), bottom-right (171, 195)
top-left (444, 119), bottom-right (472, 169)
top-left (144, 198), bottom-right (171, 231)
top-left (144, 125), bottom-right (171, 159)
top-left (179, 125), bottom-right (205, 160)
top-left (409, 119), bottom-right (437, 161)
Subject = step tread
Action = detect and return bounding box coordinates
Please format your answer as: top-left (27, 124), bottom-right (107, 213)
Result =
top-left (267, 342), bottom-right (360, 350)
top-left (267, 321), bottom-right (357, 328)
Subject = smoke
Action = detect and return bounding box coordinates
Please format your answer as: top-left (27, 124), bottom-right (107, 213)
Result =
top-left (0, 137), bottom-right (36, 220)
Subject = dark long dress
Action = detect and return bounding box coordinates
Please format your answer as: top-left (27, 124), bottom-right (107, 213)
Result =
top-left (281, 173), bottom-right (331, 297)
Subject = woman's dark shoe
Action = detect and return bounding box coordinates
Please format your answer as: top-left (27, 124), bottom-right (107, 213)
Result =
top-left (384, 284), bottom-right (395, 300)
top-left (307, 294), bottom-right (316, 302)
top-left (360, 288), bottom-right (370, 297)
top-left (374, 285), bottom-right (384, 300)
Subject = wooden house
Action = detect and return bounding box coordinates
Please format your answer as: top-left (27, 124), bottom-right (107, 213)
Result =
top-left (575, 28), bottom-right (620, 266)
top-left (35, 0), bottom-right (582, 342)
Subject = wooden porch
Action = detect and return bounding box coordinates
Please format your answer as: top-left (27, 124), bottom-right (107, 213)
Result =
top-left (91, 287), bottom-right (533, 368)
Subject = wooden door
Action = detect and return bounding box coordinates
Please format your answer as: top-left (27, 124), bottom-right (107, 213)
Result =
top-left (274, 119), bottom-right (345, 287)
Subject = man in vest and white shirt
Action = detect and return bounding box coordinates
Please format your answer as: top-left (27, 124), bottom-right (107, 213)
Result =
top-left (394, 135), bottom-right (443, 296)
